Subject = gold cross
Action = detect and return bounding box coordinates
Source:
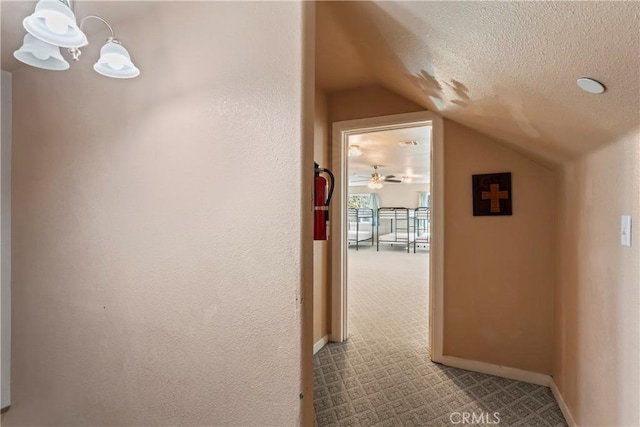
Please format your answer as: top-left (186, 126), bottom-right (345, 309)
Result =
top-left (481, 184), bottom-right (509, 213)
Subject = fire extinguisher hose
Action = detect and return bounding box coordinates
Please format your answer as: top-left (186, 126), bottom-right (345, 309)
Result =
top-left (314, 166), bottom-right (335, 219)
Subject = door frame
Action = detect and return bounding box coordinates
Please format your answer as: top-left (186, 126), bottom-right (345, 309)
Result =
top-left (329, 111), bottom-right (444, 360)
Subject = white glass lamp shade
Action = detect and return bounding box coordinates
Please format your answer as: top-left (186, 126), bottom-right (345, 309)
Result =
top-left (13, 33), bottom-right (69, 71)
top-left (93, 41), bottom-right (140, 79)
top-left (23, 0), bottom-right (87, 48)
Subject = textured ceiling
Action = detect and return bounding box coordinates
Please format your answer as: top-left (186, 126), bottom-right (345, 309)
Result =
top-left (3, 1), bottom-right (638, 166)
top-left (317, 1), bottom-right (640, 165)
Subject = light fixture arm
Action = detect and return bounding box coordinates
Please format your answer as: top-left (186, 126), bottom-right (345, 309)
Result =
top-left (16, 0), bottom-right (139, 77)
top-left (79, 15), bottom-right (116, 39)
top-left (68, 15), bottom-right (118, 61)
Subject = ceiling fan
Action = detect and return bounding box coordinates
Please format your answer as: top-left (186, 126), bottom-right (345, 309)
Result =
top-left (351, 165), bottom-right (404, 188)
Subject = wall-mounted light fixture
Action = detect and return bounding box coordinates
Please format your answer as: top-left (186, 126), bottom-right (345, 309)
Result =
top-left (13, 0), bottom-right (140, 79)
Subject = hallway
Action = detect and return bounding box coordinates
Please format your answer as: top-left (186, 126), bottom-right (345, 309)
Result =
top-left (313, 247), bottom-right (567, 426)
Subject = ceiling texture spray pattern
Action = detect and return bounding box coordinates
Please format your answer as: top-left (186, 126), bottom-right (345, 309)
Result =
top-left (317, 1), bottom-right (640, 165)
top-left (2, 1), bottom-right (638, 166)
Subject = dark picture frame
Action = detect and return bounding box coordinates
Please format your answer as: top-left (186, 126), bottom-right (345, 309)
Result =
top-left (472, 172), bottom-right (512, 216)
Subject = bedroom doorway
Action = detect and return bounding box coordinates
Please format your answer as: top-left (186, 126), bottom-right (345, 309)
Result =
top-left (329, 111), bottom-right (444, 360)
top-left (345, 125), bottom-right (432, 352)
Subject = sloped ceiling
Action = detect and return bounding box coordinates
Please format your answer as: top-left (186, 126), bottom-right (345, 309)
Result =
top-left (3, 1), bottom-right (637, 166)
top-left (315, 1), bottom-right (376, 91)
top-left (316, 1), bottom-right (640, 165)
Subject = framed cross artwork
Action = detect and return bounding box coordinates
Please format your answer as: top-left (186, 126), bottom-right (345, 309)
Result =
top-left (472, 172), bottom-right (512, 216)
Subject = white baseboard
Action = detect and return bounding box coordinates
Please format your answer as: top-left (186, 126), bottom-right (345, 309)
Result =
top-left (550, 378), bottom-right (577, 427)
top-left (434, 355), bottom-right (551, 386)
top-left (313, 335), bottom-right (329, 355)
top-left (434, 355), bottom-right (577, 425)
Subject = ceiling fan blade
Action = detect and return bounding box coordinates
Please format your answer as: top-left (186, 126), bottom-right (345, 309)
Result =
top-left (382, 175), bottom-right (402, 182)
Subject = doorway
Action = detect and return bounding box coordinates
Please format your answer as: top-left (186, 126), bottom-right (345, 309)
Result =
top-left (329, 111), bottom-right (444, 361)
top-left (346, 125), bottom-right (431, 354)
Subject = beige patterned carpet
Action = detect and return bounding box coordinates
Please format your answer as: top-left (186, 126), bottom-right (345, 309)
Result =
top-left (313, 245), bottom-right (566, 426)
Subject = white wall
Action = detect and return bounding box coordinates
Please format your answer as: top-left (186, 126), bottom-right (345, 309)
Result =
top-left (3, 3), bottom-right (309, 425)
top-left (349, 183), bottom-right (430, 208)
top-left (0, 70), bottom-right (11, 410)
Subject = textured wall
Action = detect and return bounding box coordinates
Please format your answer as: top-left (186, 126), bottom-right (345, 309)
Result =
top-left (0, 70), bottom-right (11, 410)
top-left (4, 2), bottom-right (306, 425)
top-left (443, 120), bottom-right (555, 374)
top-left (554, 132), bottom-right (640, 426)
top-left (328, 85), bottom-right (422, 123)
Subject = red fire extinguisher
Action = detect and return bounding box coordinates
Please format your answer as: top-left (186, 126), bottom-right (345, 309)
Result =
top-left (314, 162), bottom-right (335, 240)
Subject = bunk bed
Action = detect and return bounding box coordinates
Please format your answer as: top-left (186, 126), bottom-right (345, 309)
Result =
top-left (414, 207), bottom-right (430, 253)
top-left (377, 207), bottom-right (414, 253)
top-left (348, 208), bottom-right (374, 250)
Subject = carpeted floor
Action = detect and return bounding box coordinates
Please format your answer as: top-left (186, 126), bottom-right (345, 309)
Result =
top-left (313, 245), bottom-right (567, 426)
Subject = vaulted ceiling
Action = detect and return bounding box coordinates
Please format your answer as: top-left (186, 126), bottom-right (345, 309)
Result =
top-left (316, 1), bottom-right (640, 166)
top-left (2, 1), bottom-right (638, 168)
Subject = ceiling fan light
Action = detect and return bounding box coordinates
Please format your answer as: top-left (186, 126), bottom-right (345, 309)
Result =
top-left (13, 33), bottom-right (70, 71)
top-left (368, 178), bottom-right (383, 189)
top-left (366, 165), bottom-right (384, 189)
top-left (23, 0), bottom-right (87, 48)
top-left (93, 41), bottom-right (140, 79)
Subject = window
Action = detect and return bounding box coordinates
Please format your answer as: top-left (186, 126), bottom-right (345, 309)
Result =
top-left (348, 194), bottom-right (373, 224)
top-left (348, 194), bottom-right (371, 209)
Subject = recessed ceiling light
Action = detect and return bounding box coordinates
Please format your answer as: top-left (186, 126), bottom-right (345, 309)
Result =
top-left (348, 145), bottom-right (362, 157)
top-left (577, 77), bottom-right (606, 94)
